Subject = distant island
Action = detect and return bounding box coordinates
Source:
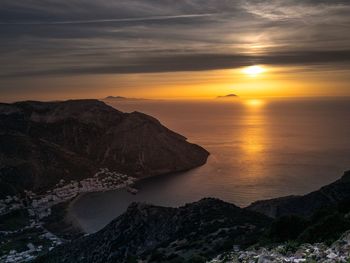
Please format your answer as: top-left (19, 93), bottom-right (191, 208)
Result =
top-left (104, 96), bottom-right (127, 100)
top-left (217, 94), bottom-right (239, 99)
top-left (103, 96), bottom-right (148, 101)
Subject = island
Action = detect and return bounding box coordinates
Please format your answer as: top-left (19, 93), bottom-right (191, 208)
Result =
top-left (217, 94), bottom-right (239, 99)
top-left (103, 96), bottom-right (147, 101)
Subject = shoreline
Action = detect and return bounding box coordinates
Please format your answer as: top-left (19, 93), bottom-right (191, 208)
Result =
top-left (64, 180), bottom-right (142, 234)
top-left (64, 194), bottom-right (88, 234)
top-left (66, 169), bottom-right (350, 235)
top-left (64, 169), bottom-right (206, 233)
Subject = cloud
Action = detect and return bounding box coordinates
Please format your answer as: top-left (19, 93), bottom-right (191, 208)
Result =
top-left (0, 0), bottom-right (350, 81)
top-left (242, 0), bottom-right (350, 22)
top-left (3, 50), bottom-right (350, 78)
top-left (0, 13), bottom-right (216, 25)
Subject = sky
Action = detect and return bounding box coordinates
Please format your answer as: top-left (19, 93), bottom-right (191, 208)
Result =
top-left (1, 0), bottom-right (350, 101)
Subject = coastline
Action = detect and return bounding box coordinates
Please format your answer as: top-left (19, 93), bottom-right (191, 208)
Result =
top-left (65, 169), bottom-right (350, 235)
top-left (35, 171), bottom-right (350, 263)
top-left (65, 168), bottom-right (206, 233)
top-left (64, 180), bottom-right (142, 234)
top-left (64, 194), bottom-right (88, 234)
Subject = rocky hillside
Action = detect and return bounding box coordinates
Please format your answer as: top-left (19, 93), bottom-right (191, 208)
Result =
top-left (209, 230), bottom-right (350, 263)
top-left (34, 198), bottom-right (271, 263)
top-left (32, 171), bottom-right (350, 263)
top-left (247, 170), bottom-right (350, 218)
top-left (0, 100), bottom-right (209, 198)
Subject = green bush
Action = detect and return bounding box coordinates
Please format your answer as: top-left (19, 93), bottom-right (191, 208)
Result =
top-left (298, 213), bottom-right (350, 244)
top-left (283, 240), bottom-right (300, 254)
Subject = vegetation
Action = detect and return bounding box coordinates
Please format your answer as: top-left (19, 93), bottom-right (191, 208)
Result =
top-left (264, 215), bottom-right (308, 243)
top-left (260, 198), bottom-right (350, 246)
top-left (0, 209), bottom-right (29, 231)
top-left (187, 255), bottom-right (207, 263)
top-left (0, 227), bottom-right (49, 257)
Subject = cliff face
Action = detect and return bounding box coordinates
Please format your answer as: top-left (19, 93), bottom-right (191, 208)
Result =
top-left (0, 100), bottom-right (209, 197)
top-left (247, 171), bottom-right (350, 218)
top-left (34, 198), bottom-right (271, 263)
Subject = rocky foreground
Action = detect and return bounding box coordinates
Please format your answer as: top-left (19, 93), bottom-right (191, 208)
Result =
top-left (209, 230), bottom-right (350, 263)
top-left (0, 99), bottom-right (209, 198)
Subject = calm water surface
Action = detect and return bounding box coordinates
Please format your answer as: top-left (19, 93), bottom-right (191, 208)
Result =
top-left (71, 98), bottom-right (350, 232)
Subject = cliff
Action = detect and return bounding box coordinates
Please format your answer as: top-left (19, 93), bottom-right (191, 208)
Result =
top-left (0, 99), bottom-right (209, 197)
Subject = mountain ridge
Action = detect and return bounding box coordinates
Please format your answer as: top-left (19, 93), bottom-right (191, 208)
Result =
top-left (247, 170), bottom-right (350, 218)
top-left (34, 198), bottom-right (271, 263)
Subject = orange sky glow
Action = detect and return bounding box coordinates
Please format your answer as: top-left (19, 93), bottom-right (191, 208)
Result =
top-left (85, 66), bottom-right (350, 100)
top-left (1, 0), bottom-right (350, 102)
top-left (3, 65), bottom-right (350, 102)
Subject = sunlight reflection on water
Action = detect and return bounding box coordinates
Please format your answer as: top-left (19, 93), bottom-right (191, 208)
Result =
top-left (70, 98), bottom-right (350, 232)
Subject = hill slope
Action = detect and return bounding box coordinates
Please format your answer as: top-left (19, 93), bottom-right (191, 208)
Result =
top-left (0, 99), bottom-right (209, 197)
top-left (34, 198), bottom-right (271, 263)
top-left (248, 170), bottom-right (350, 218)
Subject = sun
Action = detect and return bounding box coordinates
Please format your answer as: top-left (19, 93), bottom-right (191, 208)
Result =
top-left (243, 65), bottom-right (265, 77)
top-left (244, 99), bottom-right (265, 107)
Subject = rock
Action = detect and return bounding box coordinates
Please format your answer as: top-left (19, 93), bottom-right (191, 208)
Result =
top-left (327, 252), bottom-right (338, 259)
top-left (258, 255), bottom-right (275, 263)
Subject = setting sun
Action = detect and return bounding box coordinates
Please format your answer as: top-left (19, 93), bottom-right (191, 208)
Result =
top-left (243, 65), bottom-right (265, 77)
top-left (244, 99), bottom-right (265, 107)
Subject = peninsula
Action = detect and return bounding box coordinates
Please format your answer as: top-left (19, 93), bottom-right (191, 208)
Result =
top-left (0, 99), bottom-right (209, 262)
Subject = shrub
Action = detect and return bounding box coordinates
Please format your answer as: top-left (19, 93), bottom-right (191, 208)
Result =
top-left (265, 215), bottom-right (308, 243)
top-left (187, 255), bottom-right (207, 263)
top-left (298, 213), bottom-right (350, 244)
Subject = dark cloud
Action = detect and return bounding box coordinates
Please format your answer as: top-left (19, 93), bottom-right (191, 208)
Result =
top-left (0, 0), bottom-right (350, 82)
top-left (3, 50), bottom-right (350, 78)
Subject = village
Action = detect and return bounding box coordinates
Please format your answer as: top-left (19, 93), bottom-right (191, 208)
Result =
top-left (0, 168), bottom-right (136, 263)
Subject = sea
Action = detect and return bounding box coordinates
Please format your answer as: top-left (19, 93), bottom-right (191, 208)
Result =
top-left (69, 97), bottom-right (350, 232)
